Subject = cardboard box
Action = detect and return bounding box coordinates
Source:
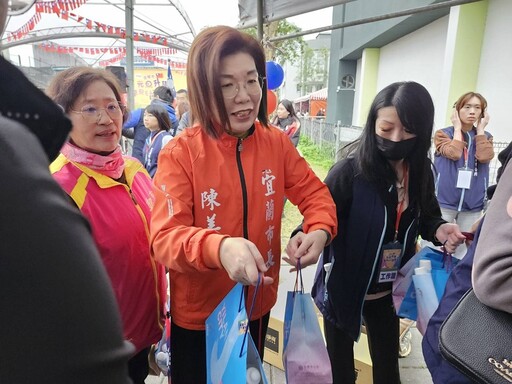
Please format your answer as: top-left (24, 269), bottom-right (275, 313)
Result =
top-left (264, 263), bottom-right (373, 383)
top-left (354, 331), bottom-right (373, 384)
top-left (264, 316), bottom-right (285, 370)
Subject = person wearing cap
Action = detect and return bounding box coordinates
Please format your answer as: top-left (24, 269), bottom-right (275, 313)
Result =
top-left (0, 0), bottom-right (133, 382)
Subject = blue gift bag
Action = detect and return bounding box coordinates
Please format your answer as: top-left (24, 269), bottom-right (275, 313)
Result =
top-left (283, 262), bottom-right (332, 384)
top-left (392, 246), bottom-right (458, 321)
top-left (206, 282), bottom-right (268, 384)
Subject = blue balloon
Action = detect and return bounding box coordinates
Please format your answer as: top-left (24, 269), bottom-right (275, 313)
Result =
top-left (266, 61), bottom-right (284, 90)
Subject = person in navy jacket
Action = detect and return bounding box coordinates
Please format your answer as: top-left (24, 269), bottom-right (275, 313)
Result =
top-left (123, 86), bottom-right (178, 161)
top-left (142, 103), bottom-right (173, 178)
top-left (300, 82), bottom-right (466, 384)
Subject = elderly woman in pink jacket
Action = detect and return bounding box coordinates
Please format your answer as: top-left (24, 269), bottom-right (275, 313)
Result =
top-left (48, 67), bottom-right (167, 384)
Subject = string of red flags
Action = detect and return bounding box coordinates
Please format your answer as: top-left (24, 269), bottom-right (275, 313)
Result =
top-left (6, 0), bottom-right (86, 42)
top-left (36, 0), bottom-right (87, 13)
top-left (37, 43), bottom-right (179, 58)
top-left (98, 51), bottom-right (126, 66)
top-left (5, 12), bottom-right (42, 41)
top-left (8, 5), bottom-right (181, 49)
top-left (35, 42), bottom-right (186, 68)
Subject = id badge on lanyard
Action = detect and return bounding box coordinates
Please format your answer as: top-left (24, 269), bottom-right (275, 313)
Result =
top-left (377, 241), bottom-right (403, 283)
top-left (456, 168), bottom-right (472, 189)
top-left (456, 143), bottom-right (472, 189)
top-left (377, 162), bottom-right (407, 283)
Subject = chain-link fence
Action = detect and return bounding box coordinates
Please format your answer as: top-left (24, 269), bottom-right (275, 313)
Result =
top-left (299, 117), bottom-right (509, 185)
top-left (123, 119), bottom-right (508, 186)
top-left (299, 117), bottom-right (363, 163)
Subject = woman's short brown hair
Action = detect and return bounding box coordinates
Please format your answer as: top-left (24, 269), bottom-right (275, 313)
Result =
top-left (46, 67), bottom-right (128, 123)
top-left (186, 26), bottom-right (269, 138)
top-left (454, 92), bottom-right (487, 112)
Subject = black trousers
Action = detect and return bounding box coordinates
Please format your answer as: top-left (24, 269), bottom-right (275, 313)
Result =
top-left (127, 347), bottom-right (150, 384)
top-left (170, 312), bottom-right (270, 384)
top-left (324, 294), bottom-right (400, 384)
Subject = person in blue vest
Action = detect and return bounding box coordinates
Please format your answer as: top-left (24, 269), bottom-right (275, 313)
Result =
top-left (123, 86), bottom-right (178, 162)
top-left (142, 103), bottom-right (173, 178)
top-left (298, 81), bottom-right (466, 384)
top-left (433, 92), bottom-right (494, 239)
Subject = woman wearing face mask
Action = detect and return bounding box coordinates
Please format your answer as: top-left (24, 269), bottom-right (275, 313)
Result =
top-left (299, 82), bottom-right (466, 384)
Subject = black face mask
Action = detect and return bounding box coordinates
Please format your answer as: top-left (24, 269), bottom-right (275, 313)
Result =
top-left (375, 136), bottom-right (417, 160)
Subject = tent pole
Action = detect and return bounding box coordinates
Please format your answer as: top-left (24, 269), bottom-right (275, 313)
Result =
top-left (125, 0), bottom-right (134, 110)
top-left (269, 0), bottom-right (481, 42)
top-left (257, 0), bottom-right (264, 42)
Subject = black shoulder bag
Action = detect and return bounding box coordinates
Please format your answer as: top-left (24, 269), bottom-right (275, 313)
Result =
top-left (439, 288), bottom-right (512, 384)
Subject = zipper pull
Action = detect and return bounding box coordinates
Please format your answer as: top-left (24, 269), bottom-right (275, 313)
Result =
top-left (238, 138), bottom-right (243, 152)
top-left (129, 188), bottom-right (138, 205)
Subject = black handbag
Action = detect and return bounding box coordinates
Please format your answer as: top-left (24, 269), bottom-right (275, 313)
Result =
top-left (439, 288), bottom-right (512, 384)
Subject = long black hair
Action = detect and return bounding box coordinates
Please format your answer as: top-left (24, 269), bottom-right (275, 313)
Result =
top-left (279, 99), bottom-right (299, 120)
top-left (347, 81), bottom-right (435, 211)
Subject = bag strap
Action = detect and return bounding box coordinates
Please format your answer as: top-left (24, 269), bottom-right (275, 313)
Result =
top-left (293, 259), bottom-right (305, 295)
top-left (440, 245), bottom-right (454, 271)
top-left (239, 274), bottom-right (263, 358)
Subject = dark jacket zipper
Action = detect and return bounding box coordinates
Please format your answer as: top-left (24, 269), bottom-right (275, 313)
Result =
top-left (236, 138), bottom-right (249, 239)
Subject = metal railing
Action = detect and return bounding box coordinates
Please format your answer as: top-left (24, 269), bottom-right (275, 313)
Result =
top-left (121, 137), bottom-right (133, 156)
top-left (488, 141), bottom-right (509, 185)
top-left (299, 117), bottom-right (509, 185)
top-left (299, 117), bottom-right (363, 163)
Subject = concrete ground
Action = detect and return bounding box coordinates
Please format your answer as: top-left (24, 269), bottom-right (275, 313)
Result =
top-left (145, 326), bottom-right (433, 384)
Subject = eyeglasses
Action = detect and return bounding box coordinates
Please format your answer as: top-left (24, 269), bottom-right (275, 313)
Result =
top-left (7, 0), bottom-right (37, 16)
top-left (70, 102), bottom-right (124, 123)
top-left (221, 76), bottom-right (265, 99)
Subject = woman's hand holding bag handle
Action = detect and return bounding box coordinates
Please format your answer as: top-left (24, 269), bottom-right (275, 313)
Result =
top-left (282, 259), bottom-right (333, 384)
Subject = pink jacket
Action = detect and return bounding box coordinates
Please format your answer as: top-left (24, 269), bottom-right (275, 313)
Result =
top-left (51, 155), bottom-right (166, 353)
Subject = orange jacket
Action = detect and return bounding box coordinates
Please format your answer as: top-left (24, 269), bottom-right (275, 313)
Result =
top-left (150, 122), bottom-right (337, 330)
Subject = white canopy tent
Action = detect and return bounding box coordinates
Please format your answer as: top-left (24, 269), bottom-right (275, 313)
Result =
top-left (237, 0), bottom-right (353, 28)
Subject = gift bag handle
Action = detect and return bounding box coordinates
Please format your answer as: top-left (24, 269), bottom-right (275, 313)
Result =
top-left (293, 258), bottom-right (305, 295)
top-left (440, 242), bottom-right (453, 272)
top-left (239, 273), bottom-right (263, 357)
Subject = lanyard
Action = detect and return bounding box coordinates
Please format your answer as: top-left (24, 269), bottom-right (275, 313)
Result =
top-left (394, 162), bottom-right (409, 242)
top-left (462, 131), bottom-right (473, 169)
top-left (463, 136), bottom-right (479, 176)
top-left (149, 130), bottom-right (166, 146)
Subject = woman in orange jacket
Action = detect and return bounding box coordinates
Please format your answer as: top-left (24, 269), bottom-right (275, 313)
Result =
top-left (150, 26), bottom-right (337, 383)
